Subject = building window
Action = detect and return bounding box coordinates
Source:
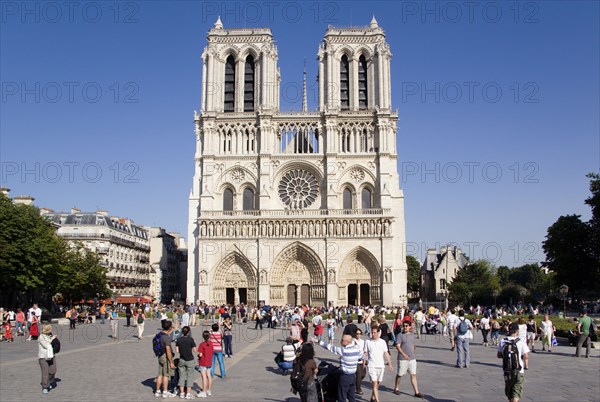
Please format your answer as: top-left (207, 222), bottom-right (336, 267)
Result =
top-left (340, 55), bottom-right (349, 110)
top-left (224, 55), bottom-right (235, 112)
top-left (343, 188), bottom-right (353, 209)
top-left (244, 55), bottom-right (255, 112)
top-left (361, 188), bottom-right (372, 209)
top-left (223, 188), bottom-right (234, 211)
top-left (358, 55), bottom-right (368, 110)
top-left (243, 188), bottom-right (255, 211)
top-left (440, 279), bottom-right (446, 290)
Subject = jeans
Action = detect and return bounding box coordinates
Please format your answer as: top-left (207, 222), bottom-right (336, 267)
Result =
top-left (456, 337), bottom-right (470, 367)
top-left (278, 361), bottom-right (293, 372)
top-left (100, 314), bottom-right (105, 324)
top-left (211, 351), bottom-right (225, 378)
top-left (338, 372), bottom-right (356, 402)
top-left (223, 334), bottom-right (233, 356)
top-left (16, 321), bottom-right (24, 334)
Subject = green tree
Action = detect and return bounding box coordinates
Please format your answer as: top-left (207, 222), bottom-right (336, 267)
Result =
top-left (447, 259), bottom-right (499, 306)
top-left (406, 255), bottom-right (420, 295)
top-left (585, 172), bottom-right (600, 288)
top-left (56, 242), bottom-right (112, 304)
top-left (496, 266), bottom-right (511, 286)
top-left (0, 194), bottom-right (63, 305)
top-left (543, 214), bottom-right (594, 295)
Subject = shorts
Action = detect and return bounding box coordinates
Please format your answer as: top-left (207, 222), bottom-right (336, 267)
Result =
top-left (158, 354), bottom-right (174, 377)
top-left (526, 332), bottom-right (536, 341)
top-left (504, 373), bottom-right (525, 400)
top-left (368, 366), bottom-right (384, 382)
top-left (198, 366), bottom-right (211, 373)
top-left (397, 359), bottom-right (417, 376)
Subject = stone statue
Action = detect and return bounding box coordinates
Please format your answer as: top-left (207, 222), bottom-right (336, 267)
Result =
top-left (200, 270), bottom-right (207, 284)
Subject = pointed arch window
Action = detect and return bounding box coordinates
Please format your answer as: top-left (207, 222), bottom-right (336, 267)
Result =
top-left (223, 188), bottom-right (234, 211)
top-left (358, 55), bottom-right (368, 110)
top-left (224, 56), bottom-right (236, 112)
top-left (343, 188), bottom-right (353, 210)
top-left (243, 188), bottom-right (255, 211)
top-left (361, 187), bottom-right (372, 209)
top-left (244, 55), bottom-right (255, 112)
top-left (340, 55), bottom-right (349, 110)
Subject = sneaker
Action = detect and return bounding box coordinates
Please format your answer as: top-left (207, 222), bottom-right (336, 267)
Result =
top-left (155, 391), bottom-right (162, 398)
top-left (42, 389), bottom-right (49, 394)
top-left (197, 392), bottom-right (206, 398)
top-left (206, 390), bottom-right (212, 396)
top-left (180, 393), bottom-right (186, 399)
top-left (163, 391), bottom-right (177, 398)
top-left (185, 394), bottom-right (195, 400)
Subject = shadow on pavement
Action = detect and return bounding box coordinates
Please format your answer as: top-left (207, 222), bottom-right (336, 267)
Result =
top-left (141, 377), bottom-right (155, 390)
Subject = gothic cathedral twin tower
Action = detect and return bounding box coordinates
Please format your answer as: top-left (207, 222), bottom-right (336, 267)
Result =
top-left (187, 17), bottom-right (407, 307)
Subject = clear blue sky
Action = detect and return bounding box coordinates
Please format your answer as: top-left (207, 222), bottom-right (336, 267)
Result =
top-left (1, 1), bottom-right (598, 267)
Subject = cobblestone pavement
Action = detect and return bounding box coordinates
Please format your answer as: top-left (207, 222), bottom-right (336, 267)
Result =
top-left (1, 320), bottom-right (599, 401)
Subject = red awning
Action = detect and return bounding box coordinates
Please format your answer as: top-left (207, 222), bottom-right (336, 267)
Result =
top-left (115, 296), bottom-right (153, 304)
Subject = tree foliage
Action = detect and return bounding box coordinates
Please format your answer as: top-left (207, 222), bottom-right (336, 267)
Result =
top-left (406, 255), bottom-right (421, 294)
top-left (0, 194), bottom-right (111, 306)
top-left (447, 260), bottom-right (499, 306)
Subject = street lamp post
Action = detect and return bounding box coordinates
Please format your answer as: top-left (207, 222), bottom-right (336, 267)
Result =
top-left (559, 284), bottom-right (569, 318)
top-left (492, 289), bottom-right (499, 307)
top-left (467, 291), bottom-right (472, 311)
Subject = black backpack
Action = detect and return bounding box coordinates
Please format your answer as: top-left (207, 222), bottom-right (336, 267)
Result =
top-left (290, 358), bottom-right (306, 394)
top-left (502, 338), bottom-right (521, 378)
top-left (51, 338), bottom-right (61, 354)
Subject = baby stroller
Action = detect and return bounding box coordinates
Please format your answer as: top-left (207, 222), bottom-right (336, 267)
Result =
top-left (316, 361), bottom-right (340, 402)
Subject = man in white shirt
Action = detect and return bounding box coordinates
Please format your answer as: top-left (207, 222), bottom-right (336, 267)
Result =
top-left (28, 303), bottom-right (42, 332)
top-left (312, 313), bottom-right (323, 341)
top-left (497, 323), bottom-right (530, 402)
top-left (446, 310), bottom-right (459, 351)
top-left (455, 309), bottom-right (473, 368)
top-left (364, 325), bottom-right (393, 402)
top-left (414, 308), bottom-right (424, 339)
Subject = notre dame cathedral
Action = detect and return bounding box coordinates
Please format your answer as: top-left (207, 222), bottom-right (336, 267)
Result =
top-left (187, 17), bottom-right (407, 307)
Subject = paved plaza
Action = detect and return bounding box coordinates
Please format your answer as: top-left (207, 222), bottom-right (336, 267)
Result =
top-left (1, 319), bottom-right (599, 401)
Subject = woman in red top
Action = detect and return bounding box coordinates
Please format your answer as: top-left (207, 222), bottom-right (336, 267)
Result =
top-left (197, 330), bottom-right (214, 398)
top-left (15, 308), bottom-right (25, 337)
top-left (29, 314), bottom-right (40, 340)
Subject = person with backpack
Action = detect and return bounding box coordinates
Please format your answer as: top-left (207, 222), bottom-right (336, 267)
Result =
top-left (291, 342), bottom-right (318, 402)
top-left (38, 325), bottom-right (58, 394)
top-left (497, 322), bottom-right (530, 402)
top-left (136, 308), bottom-right (146, 339)
top-left (455, 309), bottom-right (473, 368)
top-left (154, 320), bottom-right (176, 398)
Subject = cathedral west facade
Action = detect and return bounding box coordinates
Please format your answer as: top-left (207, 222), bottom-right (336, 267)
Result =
top-left (187, 17), bottom-right (407, 307)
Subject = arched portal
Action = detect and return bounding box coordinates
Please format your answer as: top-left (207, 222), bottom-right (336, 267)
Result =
top-left (338, 247), bottom-right (381, 305)
top-left (212, 252), bottom-right (257, 306)
top-left (270, 242), bottom-right (325, 306)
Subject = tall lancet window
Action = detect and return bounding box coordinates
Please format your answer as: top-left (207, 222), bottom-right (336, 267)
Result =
top-left (340, 55), bottom-right (349, 110)
top-left (244, 55), bottom-right (255, 112)
top-left (223, 188), bottom-right (234, 211)
top-left (224, 56), bottom-right (235, 112)
top-left (358, 55), bottom-right (368, 110)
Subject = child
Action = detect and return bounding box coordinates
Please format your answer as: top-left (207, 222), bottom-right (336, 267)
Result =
top-left (29, 314), bottom-right (40, 340)
top-left (197, 330), bottom-right (214, 398)
top-left (3, 321), bottom-right (13, 342)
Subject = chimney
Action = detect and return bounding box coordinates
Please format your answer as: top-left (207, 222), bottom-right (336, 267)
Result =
top-left (0, 187), bottom-right (10, 197)
top-left (13, 196), bottom-right (34, 206)
top-left (71, 207), bottom-right (81, 214)
top-left (97, 210), bottom-right (109, 216)
top-left (40, 207), bottom-right (54, 215)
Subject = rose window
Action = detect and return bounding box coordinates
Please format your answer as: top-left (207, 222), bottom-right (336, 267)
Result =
top-left (278, 169), bottom-right (319, 209)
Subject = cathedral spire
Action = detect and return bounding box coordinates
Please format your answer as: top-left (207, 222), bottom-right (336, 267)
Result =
top-left (214, 16), bottom-right (223, 29)
top-left (302, 59), bottom-right (307, 112)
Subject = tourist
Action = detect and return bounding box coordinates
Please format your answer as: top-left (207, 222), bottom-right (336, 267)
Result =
top-left (526, 315), bottom-right (537, 353)
top-left (497, 323), bottom-right (529, 402)
top-left (68, 307), bottom-right (78, 330)
top-left (99, 303), bottom-right (106, 324)
top-left (447, 309), bottom-right (459, 351)
top-left (27, 303), bottom-right (42, 340)
top-left (364, 324), bottom-right (394, 402)
top-left (155, 320), bottom-right (176, 398)
top-left (175, 326), bottom-right (196, 399)
top-left (222, 316), bottom-right (233, 357)
top-left (480, 313), bottom-right (491, 347)
top-left (109, 308), bottom-right (119, 341)
top-left (313, 334), bottom-right (361, 402)
top-left (197, 330), bottom-right (214, 398)
top-left (575, 309), bottom-right (592, 358)
top-left (277, 337), bottom-right (297, 373)
top-left (414, 308), bottom-right (424, 339)
top-left (254, 307), bottom-right (263, 330)
top-left (136, 308), bottom-right (146, 339)
top-left (297, 342), bottom-right (318, 402)
top-left (209, 323), bottom-right (225, 378)
top-left (491, 316), bottom-right (501, 346)
top-left (377, 316), bottom-right (393, 347)
top-left (38, 325), bottom-right (57, 394)
top-left (15, 308), bottom-right (25, 337)
top-left (312, 313), bottom-right (323, 342)
top-left (353, 329), bottom-right (366, 396)
top-left (517, 317), bottom-right (527, 341)
top-left (29, 312), bottom-right (40, 341)
top-left (343, 316), bottom-right (358, 337)
top-left (125, 304), bottom-right (132, 327)
top-left (364, 308), bottom-right (374, 334)
top-left (326, 313), bottom-right (336, 342)
top-left (393, 321), bottom-right (424, 398)
top-left (539, 314), bottom-right (555, 352)
top-left (455, 310), bottom-right (473, 368)
top-left (290, 318), bottom-right (304, 344)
